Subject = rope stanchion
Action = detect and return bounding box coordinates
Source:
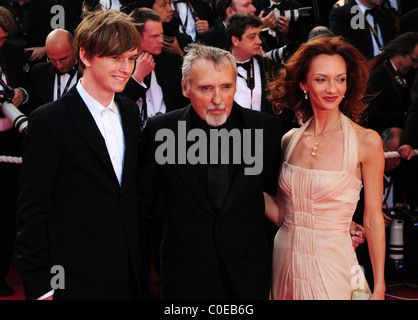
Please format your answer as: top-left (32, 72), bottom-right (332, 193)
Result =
top-left (0, 155), bottom-right (22, 164)
top-left (384, 149), bottom-right (418, 159)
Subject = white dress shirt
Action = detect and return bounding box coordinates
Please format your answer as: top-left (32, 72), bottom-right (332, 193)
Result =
top-left (53, 71), bottom-right (78, 101)
top-left (99, 0), bottom-right (121, 10)
top-left (135, 70), bottom-right (166, 118)
top-left (172, 1), bottom-right (197, 41)
top-left (77, 80), bottom-right (125, 185)
top-left (234, 58), bottom-right (262, 111)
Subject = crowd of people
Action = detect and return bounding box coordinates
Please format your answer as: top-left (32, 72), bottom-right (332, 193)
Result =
top-left (0, 0), bottom-right (417, 300)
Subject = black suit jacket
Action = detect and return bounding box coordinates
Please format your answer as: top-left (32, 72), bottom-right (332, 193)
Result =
top-left (139, 103), bottom-right (282, 299)
top-left (196, 22), bottom-right (228, 50)
top-left (365, 62), bottom-right (414, 133)
top-left (16, 87), bottom-right (143, 300)
top-left (329, 0), bottom-right (397, 60)
top-left (122, 50), bottom-right (189, 116)
top-left (28, 62), bottom-right (80, 114)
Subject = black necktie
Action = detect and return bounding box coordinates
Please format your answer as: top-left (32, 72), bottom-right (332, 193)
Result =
top-left (207, 138), bottom-right (229, 212)
top-left (237, 59), bottom-right (255, 90)
top-left (365, 7), bottom-right (377, 17)
top-left (56, 67), bottom-right (77, 77)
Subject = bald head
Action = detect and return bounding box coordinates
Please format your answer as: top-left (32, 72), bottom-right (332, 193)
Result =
top-left (46, 29), bottom-right (77, 73)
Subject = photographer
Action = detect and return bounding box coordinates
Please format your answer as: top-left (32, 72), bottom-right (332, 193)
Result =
top-left (254, 0), bottom-right (311, 52)
top-left (0, 6), bottom-right (29, 297)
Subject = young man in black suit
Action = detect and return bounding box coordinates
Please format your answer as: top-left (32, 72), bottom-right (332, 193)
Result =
top-left (139, 43), bottom-right (283, 299)
top-left (16, 10), bottom-right (144, 300)
top-left (122, 8), bottom-right (189, 127)
top-left (329, 0), bottom-right (397, 60)
top-left (28, 29), bottom-right (79, 113)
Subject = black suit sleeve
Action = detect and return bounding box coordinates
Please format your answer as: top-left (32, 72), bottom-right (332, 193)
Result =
top-left (15, 107), bottom-right (61, 300)
top-left (122, 77), bottom-right (146, 102)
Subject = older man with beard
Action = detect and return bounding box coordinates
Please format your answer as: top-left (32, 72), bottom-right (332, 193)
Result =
top-left (138, 43), bottom-right (283, 299)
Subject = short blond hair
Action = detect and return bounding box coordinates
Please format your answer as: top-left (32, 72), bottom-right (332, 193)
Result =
top-left (74, 10), bottom-right (140, 69)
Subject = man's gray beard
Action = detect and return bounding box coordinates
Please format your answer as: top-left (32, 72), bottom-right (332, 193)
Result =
top-left (206, 104), bottom-right (227, 127)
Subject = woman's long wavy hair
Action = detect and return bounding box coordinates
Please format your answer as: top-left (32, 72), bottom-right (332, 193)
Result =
top-left (267, 36), bottom-right (370, 124)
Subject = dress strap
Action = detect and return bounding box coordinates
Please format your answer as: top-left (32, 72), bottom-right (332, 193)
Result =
top-left (340, 113), bottom-right (358, 173)
top-left (284, 117), bottom-right (313, 162)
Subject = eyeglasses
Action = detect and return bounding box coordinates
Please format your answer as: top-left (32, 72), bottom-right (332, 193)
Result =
top-left (47, 56), bottom-right (70, 64)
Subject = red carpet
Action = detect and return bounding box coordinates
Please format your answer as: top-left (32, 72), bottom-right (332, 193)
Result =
top-left (0, 264), bottom-right (24, 300)
top-left (385, 279), bottom-right (418, 300)
top-left (1, 263), bottom-right (417, 300)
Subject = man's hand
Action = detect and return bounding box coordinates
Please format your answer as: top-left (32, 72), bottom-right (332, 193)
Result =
top-left (162, 37), bottom-right (183, 56)
top-left (195, 17), bottom-right (209, 34)
top-left (25, 46), bottom-right (47, 62)
top-left (350, 221), bottom-right (366, 249)
top-left (259, 10), bottom-right (276, 29)
top-left (398, 144), bottom-right (414, 160)
top-left (12, 88), bottom-right (25, 107)
top-left (132, 52), bottom-right (155, 84)
top-left (275, 16), bottom-right (289, 36)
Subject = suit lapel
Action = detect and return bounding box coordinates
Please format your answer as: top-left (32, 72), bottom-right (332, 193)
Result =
top-left (117, 95), bottom-right (138, 192)
top-left (168, 106), bottom-right (216, 216)
top-left (219, 106), bottom-right (259, 216)
top-left (68, 87), bottom-right (120, 185)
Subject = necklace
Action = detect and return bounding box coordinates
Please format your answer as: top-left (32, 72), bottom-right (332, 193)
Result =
top-left (310, 116), bottom-right (340, 157)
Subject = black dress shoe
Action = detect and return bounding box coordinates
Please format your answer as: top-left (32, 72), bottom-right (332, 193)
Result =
top-left (0, 279), bottom-right (13, 296)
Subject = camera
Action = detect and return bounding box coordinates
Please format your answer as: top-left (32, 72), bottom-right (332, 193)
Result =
top-left (273, 7), bottom-right (312, 23)
top-left (163, 19), bottom-right (180, 43)
top-left (388, 206), bottom-right (418, 230)
top-left (387, 206), bottom-right (418, 271)
top-left (0, 80), bottom-right (28, 134)
top-left (266, 41), bottom-right (300, 64)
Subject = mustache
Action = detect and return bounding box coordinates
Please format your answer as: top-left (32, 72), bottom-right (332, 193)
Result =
top-left (207, 104), bottom-right (226, 111)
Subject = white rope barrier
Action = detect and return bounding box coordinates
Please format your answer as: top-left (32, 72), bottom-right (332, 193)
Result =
top-left (0, 155), bottom-right (22, 164)
top-left (384, 149), bottom-right (418, 159)
top-left (0, 151), bottom-right (416, 164)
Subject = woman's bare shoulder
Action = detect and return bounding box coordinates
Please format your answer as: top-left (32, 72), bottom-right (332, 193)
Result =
top-left (353, 122), bottom-right (383, 161)
top-left (281, 127), bottom-right (299, 150)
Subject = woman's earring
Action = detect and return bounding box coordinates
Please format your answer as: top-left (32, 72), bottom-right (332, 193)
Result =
top-left (304, 90), bottom-right (308, 100)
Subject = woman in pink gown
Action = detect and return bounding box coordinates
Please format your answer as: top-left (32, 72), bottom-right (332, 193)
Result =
top-left (265, 36), bottom-right (386, 300)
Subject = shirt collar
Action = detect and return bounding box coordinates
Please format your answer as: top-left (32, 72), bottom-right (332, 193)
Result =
top-left (354, 0), bottom-right (370, 13)
top-left (76, 78), bottom-right (118, 116)
top-left (270, 0), bottom-right (281, 7)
